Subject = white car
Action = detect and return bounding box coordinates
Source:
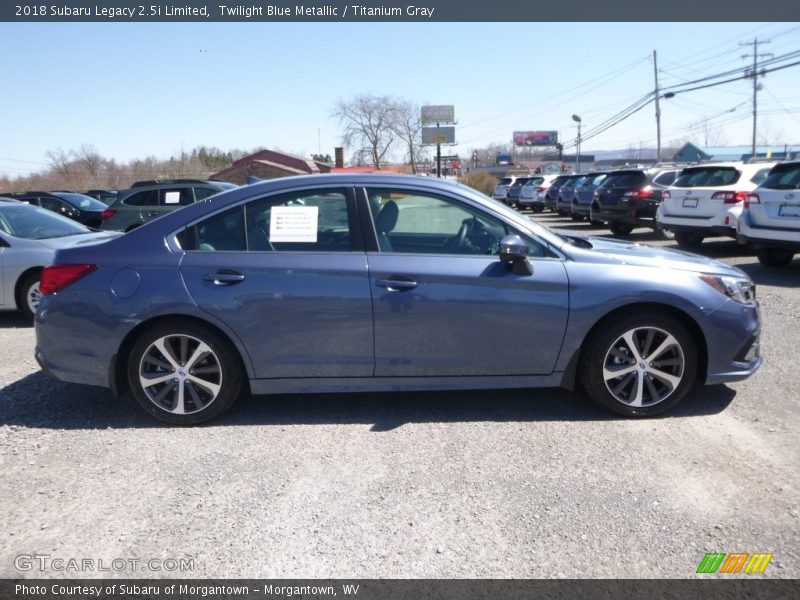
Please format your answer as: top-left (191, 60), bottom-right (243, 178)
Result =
top-left (0, 202), bottom-right (120, 320)
top-left (518, 174), bottom-right (558, 212)
top-left (492, 176), bottom-right (517, 202)
top-left (737, 160), bottom-right (800, 267)
top-left (657, 161), bottom-right (776, 248)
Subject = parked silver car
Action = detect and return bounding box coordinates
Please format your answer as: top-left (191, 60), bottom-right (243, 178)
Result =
top-left (0, 202), bottom-right (119, 319)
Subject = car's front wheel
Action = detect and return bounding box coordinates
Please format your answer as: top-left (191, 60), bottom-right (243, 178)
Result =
top-left (579, 311), bottom-right (697, 417)
top-left (127, 322), bottom-right (244, 425)
top-left (756, 247), bottom-right (794, 267)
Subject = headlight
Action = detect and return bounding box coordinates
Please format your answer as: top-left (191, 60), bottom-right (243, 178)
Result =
top-left (699, 274), bottom-right (756, 303)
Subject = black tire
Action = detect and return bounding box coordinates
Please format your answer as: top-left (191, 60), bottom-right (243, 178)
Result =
top-left (570, 213), bottom-right (584, 222)
top-left (674, 231), bottom-right (704, 248)
top-left (654, 222), bottom-right (675, 240)
top-left (18, 271), bottom-right (42, 321)
top-left (609, 223), bottom-right (634, 236)
top-left (756, 247), bottom-right (794, 267)
top-left (579, 310), bottom-right (697, 417)
top-left (532, 205), bottom-right (544, 214)
top-left (127, 321), bottom-right (244, 425)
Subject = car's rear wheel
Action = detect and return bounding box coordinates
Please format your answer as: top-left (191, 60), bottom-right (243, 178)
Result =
top-left (609, 223), bottom-right (634, 236)
top-left (580, 311), bottom-right (697, 417)
top-left (674, 231), bottom-right (704, 248)
top-left (532, 205), bottom-right (544, 214)
top-left (571, 213), bottom-right (584, 222)
top-left (18, 271), bottom-right (42, 321)
top-left (756, 247), bottom-right (794, 267)
top-left (127, 322), bottom-right (244, 425)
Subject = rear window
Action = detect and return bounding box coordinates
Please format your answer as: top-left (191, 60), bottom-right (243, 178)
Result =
top-left (761, 164), bottom-right (800, 189)
top-left (673, 167), bottom-right (740, 187)
top-left (750, 168), bottom-right (773, 186)
top-left (53, 192), bottom-right (107, 210)
top-left (523, 177), bottom-right (545, 186)
top-left (498, 178), bottom-right (513, 185)
top-left (602, 172), bottom-right (646, 187)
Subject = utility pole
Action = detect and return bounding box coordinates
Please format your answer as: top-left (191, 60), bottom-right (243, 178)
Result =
top-left (653, 50), bottom-right (662, 163)
top-left (740, 38), bottom-right (772, 159)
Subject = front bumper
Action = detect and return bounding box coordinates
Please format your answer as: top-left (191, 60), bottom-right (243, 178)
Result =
top-left (703, 299), bottom-right (761, 385)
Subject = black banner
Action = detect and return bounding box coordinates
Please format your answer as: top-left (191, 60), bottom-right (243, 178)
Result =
top-left (3, 0), bottom-right (800, 22)
top-left (2, 579), bottom-right (798, 600)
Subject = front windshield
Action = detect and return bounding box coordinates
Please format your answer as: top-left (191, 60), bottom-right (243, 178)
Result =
top-left (453, 182), bottom-right (567, 248)
top-left (0, 205), bottom-right (90, 239)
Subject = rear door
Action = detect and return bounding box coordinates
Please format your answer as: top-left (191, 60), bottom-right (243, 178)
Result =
top-left (178, 186), bottom-right (374, 379)
top-left (361, 185), bottom-right (569, 377)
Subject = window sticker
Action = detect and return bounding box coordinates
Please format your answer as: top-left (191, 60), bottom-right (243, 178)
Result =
top-left (269, 206), bottom-right (319, 242)
top-left (164, 191), bottom-right (181, 204)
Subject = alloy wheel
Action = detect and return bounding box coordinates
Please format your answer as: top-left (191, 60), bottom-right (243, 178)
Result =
top-left (602, 326), bottom-right (685, 408)
top-left (138, 334), bottom-right (222, 415)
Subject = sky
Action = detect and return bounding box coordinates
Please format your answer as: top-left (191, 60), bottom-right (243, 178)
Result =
top-left (1, 21), bottom-right (799, 178)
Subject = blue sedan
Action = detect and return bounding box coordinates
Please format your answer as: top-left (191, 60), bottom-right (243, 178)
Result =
top-left (34, 174), bottom-right (761, 424)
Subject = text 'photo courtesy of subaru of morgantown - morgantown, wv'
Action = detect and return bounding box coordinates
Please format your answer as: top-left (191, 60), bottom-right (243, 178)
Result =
top-left (32, 175), bottom-right (762, 425)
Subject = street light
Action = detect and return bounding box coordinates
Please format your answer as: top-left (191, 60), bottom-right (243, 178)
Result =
top-left (571, 114), bottom-right (582, 172)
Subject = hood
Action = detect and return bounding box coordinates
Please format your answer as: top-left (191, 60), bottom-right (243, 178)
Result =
top-left (34, 231), bottom-right (123, 250)
top-left (578, 236), bottom-right (748, 278)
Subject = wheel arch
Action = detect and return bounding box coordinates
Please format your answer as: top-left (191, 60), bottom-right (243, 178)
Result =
top-left (560, 301), bottom-right (708, 389)
top-left (109, 314), bottom-right (252, 398)
top-left (14, 266), bottom-right (43, 310)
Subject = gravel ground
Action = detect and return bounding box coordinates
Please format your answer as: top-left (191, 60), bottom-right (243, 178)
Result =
top-left (0, 212), bottom-right (797, 579)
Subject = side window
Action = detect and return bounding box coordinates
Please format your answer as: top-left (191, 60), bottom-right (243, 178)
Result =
top-left (194, 187), bottom-right (221, 201)
top-left (366, 188), bottom-right (549, 257)
top-left (160, 187), bottom-right (194, 207)
top-left (39, 197), bottom-right (62, 212)
top-left (192, 206), bottom-right (246, 252)
top-left (245, 188), bottom-right (351, 252)
top-left (654, 171), bottom-right (676, 186)
top-left (180, 188), bottom-right (352, 253)
top-left (124, 190), bottom-right (159, 207)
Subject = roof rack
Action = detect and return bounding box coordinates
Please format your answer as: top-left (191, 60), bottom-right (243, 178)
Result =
top-left (131, 179), bottom-right (210, 188)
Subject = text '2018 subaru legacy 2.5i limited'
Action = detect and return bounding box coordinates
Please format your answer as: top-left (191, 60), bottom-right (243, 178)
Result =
top-left (35, 174), bottom-right (761, 425)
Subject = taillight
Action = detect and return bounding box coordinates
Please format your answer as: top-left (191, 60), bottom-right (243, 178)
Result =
top-left (623, 186), bottom-right (653, 200)
top-left (536, 187), bottom-right (546, 192)
top-left (40, 264), bottom-right (96, 295)
top-left (101, 209), bottom-right (116, 220)
top-left (744, 193), bottom-right (760, 209)
top-left (712, 191), bottom-right (748, 204)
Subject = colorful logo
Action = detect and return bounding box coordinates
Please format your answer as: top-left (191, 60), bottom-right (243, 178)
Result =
top-left (696, 552), bottom-right (773, 574)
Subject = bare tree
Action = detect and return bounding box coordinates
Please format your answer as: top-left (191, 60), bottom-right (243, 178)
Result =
top-left (392, 99), bottom-right (424, 173)
top-left (332, 94), bottom-right (398, 168)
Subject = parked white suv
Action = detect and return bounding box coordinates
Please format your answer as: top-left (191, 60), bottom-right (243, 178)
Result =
top-left (737, 160), bottom-right (800, 267)
top-left (518, 174), bottom-right (558, 212)
top-left (492, 176), bottom-right (517, 202)
top-left (657, 161), bottom-right (775, 248)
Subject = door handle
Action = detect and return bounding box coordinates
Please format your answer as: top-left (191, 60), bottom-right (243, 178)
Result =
top-left (376, 277), bottom-right (418, 291)
top-left (203, 270), bottom-right (245, 285)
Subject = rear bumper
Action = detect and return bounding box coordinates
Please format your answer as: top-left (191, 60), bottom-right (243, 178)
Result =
top-left (591, 206), bottom-right (657, 225)
top-left (658, 204), bottom-right (740, 236)
top-left (737, 215), bottom-right (800, 248)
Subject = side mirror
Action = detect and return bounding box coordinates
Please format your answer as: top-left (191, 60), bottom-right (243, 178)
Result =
top-left (499, 234), bottom-right (533, 276)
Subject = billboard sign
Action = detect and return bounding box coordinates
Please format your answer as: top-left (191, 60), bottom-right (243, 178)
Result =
top-left (513, 131), bottom-right (559, 146)
top-left (421, 105), bottom-right (456, 125)
top-left (422, 126), bottom-right (456, 145)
